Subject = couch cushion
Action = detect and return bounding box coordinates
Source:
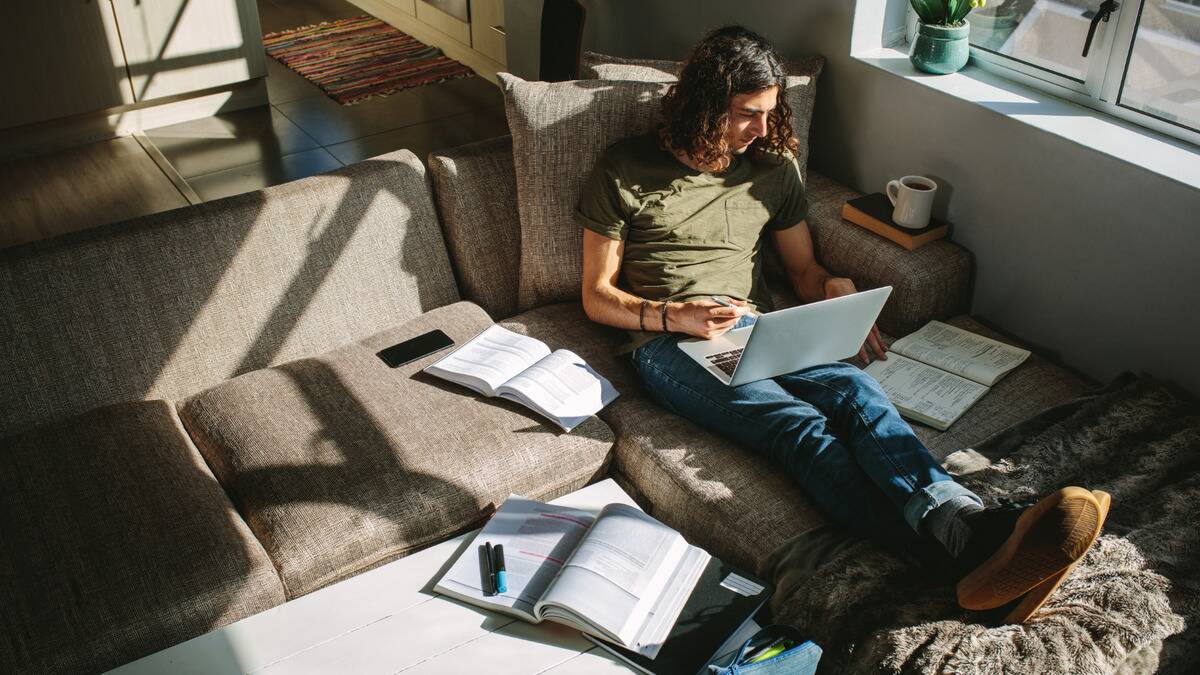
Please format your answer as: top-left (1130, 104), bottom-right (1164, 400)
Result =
top-left (0, 400), bottom-right (285, 674)
top-left (177, 301), bottom-right (615, 599)
top-left (501, 64), bottom-right (821, 312)
top-left (429, 135), bottom-right (522, 320)
top-left (500, 75), bottom-right (669, 312)
top-left (0, 149), bottom-right (460, 439)
top-left (498, 303), bottom-right (827, 576)
top-left (579, 51), bottom-right (681, 82)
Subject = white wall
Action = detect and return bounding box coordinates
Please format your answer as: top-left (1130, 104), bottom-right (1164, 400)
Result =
top-left (507, 0), bottom-right (1200, 393)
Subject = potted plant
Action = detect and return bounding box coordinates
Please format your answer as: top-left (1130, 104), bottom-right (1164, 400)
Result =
top-left (909, 0), bottom-right (986, 74)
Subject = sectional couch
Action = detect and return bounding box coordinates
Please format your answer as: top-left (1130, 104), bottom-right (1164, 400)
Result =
top-left (1, 80), bottom-right (1095, 674)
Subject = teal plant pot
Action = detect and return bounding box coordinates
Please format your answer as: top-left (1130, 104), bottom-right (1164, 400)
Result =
top-left (909, 21), bottom-right (971, 74)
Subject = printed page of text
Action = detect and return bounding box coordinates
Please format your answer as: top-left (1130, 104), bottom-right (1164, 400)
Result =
top-left (865, 354), bottom-right (988, 430)
top-left (499, 349), bottom-right (619, 430)
top-left (890, 321), bottom-right (1031, 386)
top-left (435, 496), bottom-right (595, 619)
top-left (537, 503), bottom-right (691, 656)
top-left (425, 325), bottom-right (551, 395)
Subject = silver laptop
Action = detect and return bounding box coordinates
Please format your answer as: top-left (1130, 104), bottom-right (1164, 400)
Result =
top-left (676, 286), bottom-right (892, 386)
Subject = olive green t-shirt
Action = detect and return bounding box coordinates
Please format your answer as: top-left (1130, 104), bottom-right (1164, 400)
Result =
top-left (577, 133), bottom-right (808, 351)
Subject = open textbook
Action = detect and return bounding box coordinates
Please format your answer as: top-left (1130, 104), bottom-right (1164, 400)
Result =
top-left (433, 496), bottom-right (711, 659)
top-left (864, 321), bottom-right (1031, 431)
top-left (424, 324), bottom-right (618, 432)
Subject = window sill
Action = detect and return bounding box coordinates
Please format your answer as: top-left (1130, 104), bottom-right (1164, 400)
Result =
top-left (850, 46), bottom-right (1200, 192)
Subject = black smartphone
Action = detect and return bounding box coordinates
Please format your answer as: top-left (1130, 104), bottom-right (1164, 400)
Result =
top-left (377, 329), bottom-right (454, 368)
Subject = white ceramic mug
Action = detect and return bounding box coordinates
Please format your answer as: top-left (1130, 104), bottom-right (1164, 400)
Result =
top-left (885, 175), bottom-right (938, 229)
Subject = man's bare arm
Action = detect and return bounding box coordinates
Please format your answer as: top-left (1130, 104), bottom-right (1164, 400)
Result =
top-left (770, 220), bottom-right (834, 303)
top-left (771, 222), bottom-right (887, 362)
top-left (581, 229), bottom-right (742, 339)
top-left (581, 229), bottom-right (648, 330)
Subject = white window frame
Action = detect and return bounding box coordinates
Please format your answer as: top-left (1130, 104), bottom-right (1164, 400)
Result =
top-left (1164, 0), bottom-right (1200, 15)
top-left (906, 0), bottom-right (1200, 148)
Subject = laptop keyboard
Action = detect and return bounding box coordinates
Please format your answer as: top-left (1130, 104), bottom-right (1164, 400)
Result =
top-left (706, 348), bottom-right (744, 377)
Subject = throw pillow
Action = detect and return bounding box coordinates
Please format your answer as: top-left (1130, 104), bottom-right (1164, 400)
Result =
top-left (500, 74), bottom-right (672, 310)
top-left (501, 57), bottom-right (823, 311)
top-left (579, 51), bottom-right (681, 82)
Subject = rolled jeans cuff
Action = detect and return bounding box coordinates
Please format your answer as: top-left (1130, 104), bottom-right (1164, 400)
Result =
top-left (902, 479), bottom-right (984, 532)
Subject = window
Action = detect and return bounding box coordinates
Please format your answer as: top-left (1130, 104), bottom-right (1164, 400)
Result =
top-left (960, 0), bottom-right (1200, 146)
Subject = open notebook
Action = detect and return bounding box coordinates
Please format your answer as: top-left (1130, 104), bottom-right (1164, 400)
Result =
top-left (424, 325), bottom-right (618, 432)
top-left (865, 321), bottom-right (1031, 431)
top-left (434, 496), bottom-right (711, 659)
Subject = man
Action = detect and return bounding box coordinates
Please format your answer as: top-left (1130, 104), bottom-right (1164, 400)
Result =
top-left (577, 25), bottom-right (1106, 623)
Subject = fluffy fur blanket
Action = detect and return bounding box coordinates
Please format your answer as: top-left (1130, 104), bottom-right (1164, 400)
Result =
top-left (765, 374), bottom-right (1196, 674)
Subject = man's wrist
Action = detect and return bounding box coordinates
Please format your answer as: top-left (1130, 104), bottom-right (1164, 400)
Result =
top-left (821, 274), bottom-right (845, 296)
top-left (805, 271), bottom-right (833, 300)
top-left (663, 301), bottom-right (679, 332)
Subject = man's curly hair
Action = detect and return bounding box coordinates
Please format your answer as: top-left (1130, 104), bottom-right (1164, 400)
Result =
top-left (660, 26), bottom-right (799, 170)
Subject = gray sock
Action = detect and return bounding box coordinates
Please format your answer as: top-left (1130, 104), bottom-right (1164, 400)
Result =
top-left (923, 496), bottom-right (985, 557)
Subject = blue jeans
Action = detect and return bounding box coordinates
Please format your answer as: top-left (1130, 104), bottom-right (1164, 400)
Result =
top-left (631, 316), bottom-right (980, 548)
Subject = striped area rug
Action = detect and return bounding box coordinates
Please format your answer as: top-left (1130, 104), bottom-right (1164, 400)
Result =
top-left (264, 15), bottom-right (474, 105)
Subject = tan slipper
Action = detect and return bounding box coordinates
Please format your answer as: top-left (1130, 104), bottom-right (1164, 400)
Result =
top-left (957, 486), bottom-right (1103, 610)
top-left (1001, 490), bottom-right (1112, 624)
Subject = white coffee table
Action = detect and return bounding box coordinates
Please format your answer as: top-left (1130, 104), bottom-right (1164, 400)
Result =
top-left (108, 479), bottom-right (642, 674)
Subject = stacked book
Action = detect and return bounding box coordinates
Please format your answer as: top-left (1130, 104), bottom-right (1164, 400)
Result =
top-left (841, 193), bottom-right (951, 250)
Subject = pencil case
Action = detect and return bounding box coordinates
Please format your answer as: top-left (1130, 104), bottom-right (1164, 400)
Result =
top-left (707, 624), bottom-right (822, 675)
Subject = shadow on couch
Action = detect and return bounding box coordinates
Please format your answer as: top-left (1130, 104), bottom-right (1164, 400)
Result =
top-left (1, 156), bottom-right (458, 440)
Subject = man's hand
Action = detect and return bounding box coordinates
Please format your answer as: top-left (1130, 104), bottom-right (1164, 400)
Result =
top-left (824, 277), bottom-right (888, 364)
top-left (669, 298), bottom-right (746, 339)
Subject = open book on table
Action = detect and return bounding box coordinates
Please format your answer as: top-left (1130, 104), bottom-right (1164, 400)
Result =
top-left (433, 496), bottom-right (713, 660)
top-left (864, 320), bottom-right (1031, 431)
top-left (424, 324), bottom-right (618, 432)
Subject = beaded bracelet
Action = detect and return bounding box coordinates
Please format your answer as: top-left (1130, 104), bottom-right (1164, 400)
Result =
top-left (660, 301), bottom-right (670, 333)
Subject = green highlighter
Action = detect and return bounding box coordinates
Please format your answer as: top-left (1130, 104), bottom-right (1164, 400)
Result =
top-left (746, 639), bottom-right (794, 663)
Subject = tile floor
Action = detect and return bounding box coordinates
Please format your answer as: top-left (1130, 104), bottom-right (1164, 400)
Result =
top-left (0, 0), bottom-right (508, 249)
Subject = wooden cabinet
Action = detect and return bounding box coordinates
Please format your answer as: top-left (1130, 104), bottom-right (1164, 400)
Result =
top-left (423, 0), bottom-right (469, 21)
top-left (111, 0), bottom-right (266, 102)
top-left (384, 0), bottom-right (418, 16)
top-left (0, 2), bottom-right (134, 130)
top-left (415, 0), bottom-right (471, 46)
top-left (470, 0), bottom-right (507, 65)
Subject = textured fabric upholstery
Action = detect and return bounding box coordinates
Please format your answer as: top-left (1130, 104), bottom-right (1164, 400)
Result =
top-left (500, 75), bottom-right (670, 311)
top-left (428, 136), bottom-right (522, 320)
top-left (0, 149), bottom-right (460, 438)
top-left (578, 51), bottom-right (825, 178)
top-left (178, 302), bottom-right (615, 599)
top-left (0, 401), bottom-right (285, 674)
top-left (501, 65), bottom-right (821, 312)
top-left (498, 303), bottom-right (828, 576)
top-left (804, 172), bottom-right (972, 337)
top-left (579, 51), bottom-right (681, 82)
